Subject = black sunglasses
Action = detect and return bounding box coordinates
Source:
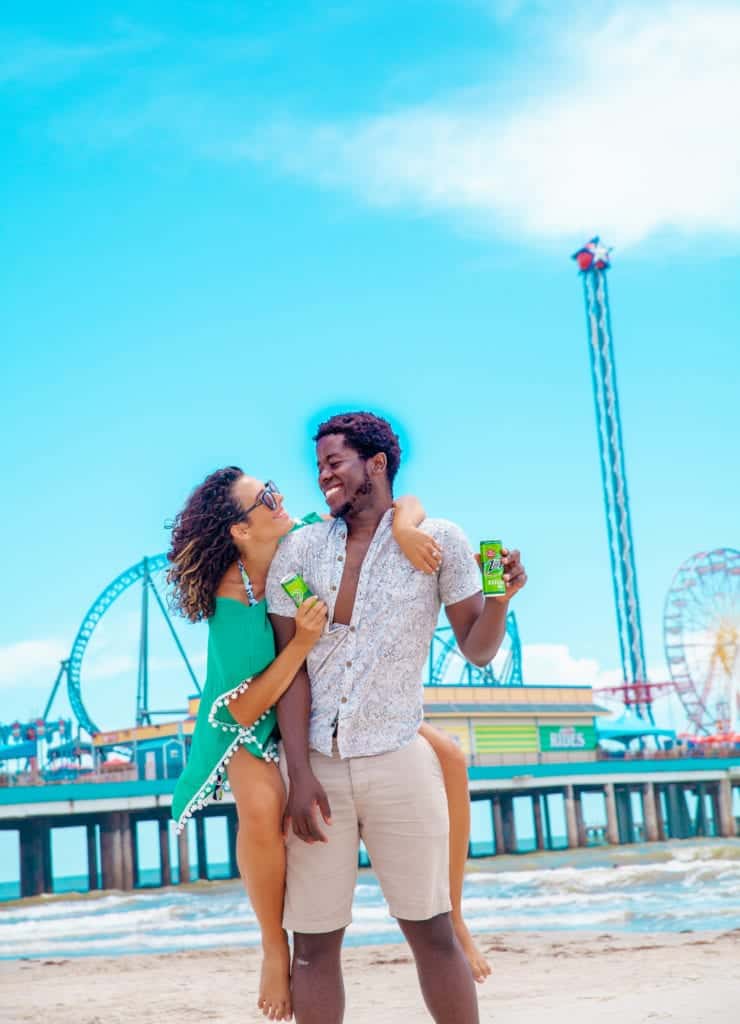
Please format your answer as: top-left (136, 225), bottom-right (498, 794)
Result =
top-left (242, 480), bottom-right (280, 518)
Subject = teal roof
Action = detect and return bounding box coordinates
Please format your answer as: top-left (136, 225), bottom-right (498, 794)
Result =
top-left (596, 711), bottom-right (677, 744)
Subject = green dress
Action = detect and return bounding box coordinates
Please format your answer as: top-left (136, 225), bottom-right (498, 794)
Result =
top-left (172, 513), bottom-right (322, 832)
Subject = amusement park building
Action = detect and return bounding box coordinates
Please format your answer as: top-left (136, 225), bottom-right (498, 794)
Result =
top-left (91, 684), bottom-right (609, 780)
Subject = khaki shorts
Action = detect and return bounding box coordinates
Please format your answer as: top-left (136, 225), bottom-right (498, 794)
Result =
top-left (279, 735), bottom-right (450, 934)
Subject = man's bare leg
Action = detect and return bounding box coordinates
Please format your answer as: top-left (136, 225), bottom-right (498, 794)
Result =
top-left (398, 912), bottom-right (479, 1024)
top-left (291, 928), bottom-right (346, 1024)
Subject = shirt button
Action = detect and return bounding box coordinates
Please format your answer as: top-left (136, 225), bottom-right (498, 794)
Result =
top-left (346, 660), bottom-right (352, 668)
top-left (330, 585), bottom-right (337, 591)
top-left (349, 626), bottom-right (356, 633)
top-left (341, 697), bottom-right (348, 704)
top-left (338, 555), bottom-right (343, 562)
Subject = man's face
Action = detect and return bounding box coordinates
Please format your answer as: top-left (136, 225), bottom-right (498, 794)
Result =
top-left (316, 434), bottom-right (373, 519)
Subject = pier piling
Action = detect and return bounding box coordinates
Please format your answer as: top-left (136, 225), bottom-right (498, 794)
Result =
top-left (158, 817), bottom-right (172, 887)
top-left (574, 791), bottom-right (587, 846)
top-left (121, 813), bottom-right (135, 890)
top-left (543, 793), bottom-right (554, 848)
top-left (665, 784), bottom-right (692, 839)
top-left (227, 811), bottom-right (239, 879)
top-left (501, 796), bottom-right (517, 853)
top-left (642, 783), bottom-right (659, 842)
top-left (655, 787), bottom-right (668, 840)
top-left (717, 779), bottom-right (735, 838)
top-left (564, 786), bottom-right (579, 848)
top-left (86, 823), bottom-right (100, 890)
top-left (694, 785), bottom-right (708, 836)
top-left (604, 783), bottom-right (619, 844)
top-left (491, 795), bottom-right (506, 855)
top-left (195, 815), bottom-right (208, 880)
top-left (100, 813), bottom-right (124, 890)
top-left (615, 787), bottom-right (635, 843)
top-left (532, 794), bottom-right (546, 851)
top-left (19, 820), bottom-right (51, 897)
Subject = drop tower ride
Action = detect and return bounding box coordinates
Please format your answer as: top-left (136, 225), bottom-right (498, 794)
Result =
top-left (572, 238), bottom-right (651, 719)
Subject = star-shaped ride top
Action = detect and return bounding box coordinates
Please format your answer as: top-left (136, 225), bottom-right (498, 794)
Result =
top-left (572, 236), bottom-right (612, 272)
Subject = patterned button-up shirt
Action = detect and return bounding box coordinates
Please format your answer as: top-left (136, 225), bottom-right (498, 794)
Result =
top-left (266, 510), bottom-right (481, 758)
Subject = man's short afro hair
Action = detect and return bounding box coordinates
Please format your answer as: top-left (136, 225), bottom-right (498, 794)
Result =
top-left (313, 411), bottom-right (402, 485)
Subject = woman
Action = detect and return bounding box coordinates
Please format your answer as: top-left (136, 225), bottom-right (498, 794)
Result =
top-left (169, 467), bottom-right (490, 1022)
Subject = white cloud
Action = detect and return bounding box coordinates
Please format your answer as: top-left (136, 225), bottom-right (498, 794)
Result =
top-left (0, 639), bottom-right (66, 689)
top-left (0, 27), bottom-right (161, 85)
top-left (244, 3), bottom-right (740, 246)
top-left (521, 643), bottom-right (675, 692)
top-left (522, 643), bottom-right (612, 686)
top-left (520, 645), bottom-right (693, 730)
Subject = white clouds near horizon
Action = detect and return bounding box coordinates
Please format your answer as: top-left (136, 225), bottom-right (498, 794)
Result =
top-left (0, 634), bottom-right (619, 692)
top-left (2, 632), bottom-right (683, 729)
top-left (0, 639), bottom-right (67, 689)
top-left (521, 643), bottom-right (614, 687)
top-left (243, 4), bottom-right (740, 247)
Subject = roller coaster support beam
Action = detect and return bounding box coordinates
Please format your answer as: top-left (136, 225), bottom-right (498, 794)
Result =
top-left (147, 572), bottom-right (201, 695)
top-left (42, 660), bottom-right (69, 722)
top-left (136, 558), bottom-right (151, 727)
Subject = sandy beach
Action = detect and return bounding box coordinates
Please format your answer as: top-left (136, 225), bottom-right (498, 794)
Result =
top-left (2, 929), bottom-right (738, 1024)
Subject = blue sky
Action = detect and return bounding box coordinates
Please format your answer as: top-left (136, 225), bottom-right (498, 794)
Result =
top-left (2, 0), bottom-right (739, 738)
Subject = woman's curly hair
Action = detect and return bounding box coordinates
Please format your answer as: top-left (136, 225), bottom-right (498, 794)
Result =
top-left (167, 466), bottom-right (246, 622)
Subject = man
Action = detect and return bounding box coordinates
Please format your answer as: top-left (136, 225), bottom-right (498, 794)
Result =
top-left (266, 411), bottom-right (527, 1024)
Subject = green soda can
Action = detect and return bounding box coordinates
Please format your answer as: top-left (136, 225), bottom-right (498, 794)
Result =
top-left (480, 540), bottom-right (506, 597)
top-left (280, 573), bottom-right (314, 608)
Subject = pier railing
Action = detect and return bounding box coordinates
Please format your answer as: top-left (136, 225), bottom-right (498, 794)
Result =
top-left (2, 743), bottom-right (739, 789)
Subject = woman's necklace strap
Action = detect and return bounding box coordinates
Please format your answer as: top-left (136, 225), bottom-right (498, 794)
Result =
top-left (237, 561), bottom-right (259, 606)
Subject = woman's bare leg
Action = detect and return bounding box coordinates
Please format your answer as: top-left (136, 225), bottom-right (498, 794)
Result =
top-left (227, 746), bottom-right (291, 1020)
top-left (418, 723), bottom-right (492, 983)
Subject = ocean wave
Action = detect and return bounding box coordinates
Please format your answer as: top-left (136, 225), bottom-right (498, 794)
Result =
top-left (468, 855), bottom-right (740, 894)
top-left (0, 890), bottom-right (154, 923)
top-left (0, 905), bottom-right (260, 943)
top-left (460, 891), bottom-right (622, 912)
top-left (459, 909), bottom-right (630, 930)
top-left (3, 843), bottom-right (740, 960)
top-left (0, 926), bottom-right (265, 958)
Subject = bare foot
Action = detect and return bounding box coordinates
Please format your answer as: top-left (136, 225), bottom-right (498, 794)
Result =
top-left (257, 935), bottom-right (292, 1021)
top-left (454, 917), bottom-right (492, 984)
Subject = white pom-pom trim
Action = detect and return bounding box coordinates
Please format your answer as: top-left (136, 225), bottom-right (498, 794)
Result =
top-left (173, 709), bottom-right (280, 833)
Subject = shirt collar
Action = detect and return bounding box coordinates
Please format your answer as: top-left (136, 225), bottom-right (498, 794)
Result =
top-left (330, 507), bottom-right (394, 536)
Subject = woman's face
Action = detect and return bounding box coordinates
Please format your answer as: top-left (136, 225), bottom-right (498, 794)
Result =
top-left (231, 475), bottom-right (293, 545)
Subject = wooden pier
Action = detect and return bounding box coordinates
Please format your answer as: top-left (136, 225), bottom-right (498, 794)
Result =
top-left (470, 769), bottom-right (738, 854)
top-left (1, 758), bottom-right (739, 898)
top-left (0, 778), bottom-right (239, 898)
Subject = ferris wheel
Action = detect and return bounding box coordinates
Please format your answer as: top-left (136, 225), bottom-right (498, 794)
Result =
top-left (663, 548), bottom-right (740, 734)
